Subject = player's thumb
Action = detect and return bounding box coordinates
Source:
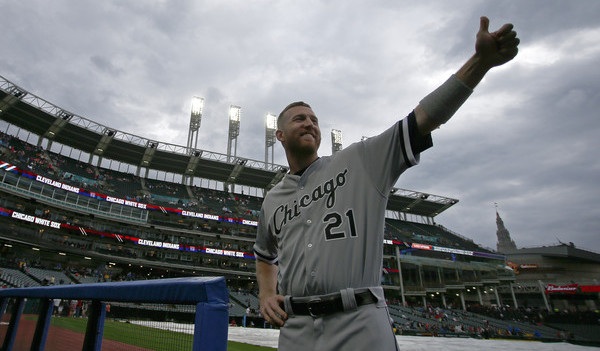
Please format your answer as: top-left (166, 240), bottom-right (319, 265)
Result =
top-left (479, 16), bottom-right (490, 33)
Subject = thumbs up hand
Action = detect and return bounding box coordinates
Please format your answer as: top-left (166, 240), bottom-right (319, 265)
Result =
top-left (475, 16), bottom-right (520, 69)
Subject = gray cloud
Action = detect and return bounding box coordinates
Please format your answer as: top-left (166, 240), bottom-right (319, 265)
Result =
top-left (1, 0), bottom-right (599, 253)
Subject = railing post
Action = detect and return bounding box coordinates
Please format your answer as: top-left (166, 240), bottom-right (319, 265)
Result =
top-left (82, 301), bottom-right (106, 351)
top-left (193, 302), bottom-right (228, 351)
top-left (2, 297), bottom-right (25, 351)
top-left (0, 297), bottom-right (8, 318)
top-left (30, 298), bottom-right (54, 351)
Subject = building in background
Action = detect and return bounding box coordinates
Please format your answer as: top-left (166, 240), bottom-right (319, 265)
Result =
top-left (496, 210), bottom-right (517, 253)
top-left (504, 243), bottom-right (600, 312)
top-left (494, 210), bottom-right (599, 312)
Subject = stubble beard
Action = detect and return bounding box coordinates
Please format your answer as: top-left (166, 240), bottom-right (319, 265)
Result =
top-left (287, 136), bottom-right (320, 159)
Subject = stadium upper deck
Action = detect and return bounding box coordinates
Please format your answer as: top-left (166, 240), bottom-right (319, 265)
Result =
top-left (0, 74), bottom-right (457, 217)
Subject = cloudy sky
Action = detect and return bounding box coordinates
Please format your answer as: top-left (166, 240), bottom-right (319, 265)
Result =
top-left (1, 0), bottom-right (599, 253)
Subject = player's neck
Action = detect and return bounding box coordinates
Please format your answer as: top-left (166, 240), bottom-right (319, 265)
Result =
top-left (287, 153), bottom-right (319, 175)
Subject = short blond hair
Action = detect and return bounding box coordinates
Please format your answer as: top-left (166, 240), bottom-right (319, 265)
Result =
top-left (277, 101), bottom-right (312, 129)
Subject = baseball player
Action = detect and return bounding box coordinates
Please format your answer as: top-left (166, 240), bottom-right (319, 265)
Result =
top-left (254, 17), bottom-right (519, 350)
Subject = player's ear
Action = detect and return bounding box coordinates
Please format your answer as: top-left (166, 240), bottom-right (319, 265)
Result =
top-left (276, 129), bottom-right (285, 143)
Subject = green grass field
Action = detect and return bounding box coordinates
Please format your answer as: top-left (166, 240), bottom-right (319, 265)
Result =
top-left (49, 317), bottom-right (275, 351)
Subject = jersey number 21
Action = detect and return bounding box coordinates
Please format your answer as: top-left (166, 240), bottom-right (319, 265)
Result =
top-left (323, 209), bottom-right (357, 241)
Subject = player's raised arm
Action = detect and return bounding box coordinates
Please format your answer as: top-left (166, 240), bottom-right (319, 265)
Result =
top-left (415, 16), bottom-right (520, 135)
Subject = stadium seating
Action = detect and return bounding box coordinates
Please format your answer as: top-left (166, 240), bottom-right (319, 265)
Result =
top-left (387, 304), bottom-right (561, 339)
top-left (229, 290), bottom-right (260, 310)
top-left (145, 178), bottom-right (189, 199)
top-left (228, 301), bottom-right (248, 317)
top-left (0, 267), bottom-right (40, 288)
top-left (97, 167), bottom-right (143, 199)
top-left (55, 153), bottom-right (96, 179)
top-left (26, 266), bottom-right (73, 285)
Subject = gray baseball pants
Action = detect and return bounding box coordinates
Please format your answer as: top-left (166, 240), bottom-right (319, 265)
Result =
top-left (278, 287), bottom-right (399, 351)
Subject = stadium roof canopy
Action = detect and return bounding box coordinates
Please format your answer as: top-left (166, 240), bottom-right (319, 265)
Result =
top-left (0, 75), bottom-right (458, 217)
top-left (509, 244), bottom-right (600, 263)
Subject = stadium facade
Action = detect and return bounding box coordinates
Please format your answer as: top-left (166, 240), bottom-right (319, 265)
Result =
top-left (1, 73), bottom-right (594, 316)
top-left (502, 243), bottom-right (600, 313)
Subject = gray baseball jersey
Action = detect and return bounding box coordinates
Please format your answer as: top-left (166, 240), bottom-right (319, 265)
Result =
top-left (254, 112), bottom-right (432, 297)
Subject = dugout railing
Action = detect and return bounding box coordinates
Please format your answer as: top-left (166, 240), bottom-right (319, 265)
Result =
top-left (0, 276), bottom-right (229, 351)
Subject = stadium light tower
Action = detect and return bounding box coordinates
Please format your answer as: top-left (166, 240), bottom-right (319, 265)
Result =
top-left (227, 105), bottom-right (241, 163)
top-left (331, 129), bottom-right (343, 154)
top-left (187, 96), bottom-right (204, 152)
top-left (265, 113), bottom-right (277, 169)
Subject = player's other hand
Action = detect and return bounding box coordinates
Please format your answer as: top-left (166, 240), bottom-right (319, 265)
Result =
top-left (259, 293), bottom-right (287, 326)
top-left (475, 16), bottom-right (520, 69)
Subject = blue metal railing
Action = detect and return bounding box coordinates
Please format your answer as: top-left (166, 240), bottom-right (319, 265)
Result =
top-left (0, 276), bottom-right (229, 351)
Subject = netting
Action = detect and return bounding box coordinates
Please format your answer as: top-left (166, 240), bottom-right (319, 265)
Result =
top-left (2, 300), bottom-right (197, 351)
top-left (102, 302), bottom-right (195, 351)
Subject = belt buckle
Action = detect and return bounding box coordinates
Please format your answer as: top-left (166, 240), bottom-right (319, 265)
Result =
top-left (307, 298), bottom-right (322, 317)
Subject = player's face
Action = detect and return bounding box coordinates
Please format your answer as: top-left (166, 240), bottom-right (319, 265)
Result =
top-left (277, 105), bottom-right (321, 156)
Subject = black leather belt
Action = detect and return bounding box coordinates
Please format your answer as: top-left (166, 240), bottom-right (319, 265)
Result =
top-left (290, 291), bottom-right (377, 317)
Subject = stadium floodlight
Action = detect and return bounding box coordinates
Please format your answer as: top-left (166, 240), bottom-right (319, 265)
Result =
top-left (191, 96), bottom-right (204, 115)
top-left (265, 113), bottom-right (277, 167)
top-left (229, 105), bottom-right (241, 123)
top-left (332, 129), bottom-right (342, 144)
top-left (227, 105), bottom-right (241, 163)
top-left (331, 129), bottom-right (343, 154)
top-left (187, 96), bottom-right (204, 154)
top-left (266, 113), bottom-right (277, 130)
